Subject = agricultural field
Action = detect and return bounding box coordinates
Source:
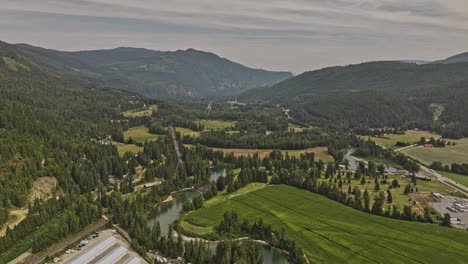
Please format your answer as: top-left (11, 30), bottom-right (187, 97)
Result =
top-left (207, 146), bottom-right (333, 161)
top-left (197, 119), bottom-right (235, 130)
top-left (438, 171), bottom-right (468, 189)
top-left (402, 138), bottom-right (468, 165)
top-left (176, 127), bottom-right (201, 137)
top-left (183, 185), bottom-right (468, 264)
top-left (362, 130), bottom-right (440, 148)
top-left (124, 127), bottom-right (159, 142)
top-left (122, 104), bottom-right (158, 117)
top-left (112, 141), bottom-right (143, 156)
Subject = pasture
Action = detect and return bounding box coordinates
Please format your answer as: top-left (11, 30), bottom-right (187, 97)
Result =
top-left (197, 119), bottom-right (235, 130)
top-left (183, 185), bottom-right (468, 264)
top-left (362, 130), bottom-right (440, 148)
top-left (124, 127), bottom-right (159, 142)
top-left (112, 141), bottom-right (143, 156)
top-left (402, 138), bottom-right (468, 165)
top-left (207, 146), bottom-right (333, 161)
top-left (176, 127), bottom-right (201, 137)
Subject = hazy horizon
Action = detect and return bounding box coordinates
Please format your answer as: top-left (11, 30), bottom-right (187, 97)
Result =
top-left (1, 0), bottom-right (468, 74)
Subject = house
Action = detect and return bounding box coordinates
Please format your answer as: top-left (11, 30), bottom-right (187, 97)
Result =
top-left (423, 144), bottom-right (433, 148)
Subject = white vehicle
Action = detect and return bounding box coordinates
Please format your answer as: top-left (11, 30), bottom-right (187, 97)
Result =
top-left (53, 257), bottom-right (61, 263)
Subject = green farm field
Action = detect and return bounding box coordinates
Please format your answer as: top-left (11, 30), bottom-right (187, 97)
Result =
top-left (402, 138), bottom-right (468, 165)
top-left (438, 171), bottom-right (468, 189)
top-left (183, 185), bottom-right (468, 264)
top-left (124, 127), bottom-right (159, 142)
top-left (197, 119), bottom-right (235, 130)
top-left (362, 130), bottom-right (440, 148)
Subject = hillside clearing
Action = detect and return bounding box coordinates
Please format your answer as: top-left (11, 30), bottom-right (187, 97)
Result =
top-left (122, 104), bottom-right (157, 117)
top-left (28, 176), bottom-right (57, 202)
top-left (183, 185), bottom-right (468, 264)
top-left (402, 138), bottom-right (468, 165)
top-left (0, 209), bottom-right (28, 237)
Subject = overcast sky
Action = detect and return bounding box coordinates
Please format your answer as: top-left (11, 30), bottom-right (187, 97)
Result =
top-left (1, 0), bottom-right (468, 73)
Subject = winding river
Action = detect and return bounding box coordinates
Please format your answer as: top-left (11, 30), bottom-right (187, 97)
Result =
top-left (147, 166), bottom-right (290, 264)
top-left (344, 149), bottom-right (398, 173)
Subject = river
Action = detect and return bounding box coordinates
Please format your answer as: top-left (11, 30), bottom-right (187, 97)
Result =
top-left (344, 149), bottom-right (398, 173)
top-left (147, 166), bottom-right (290, 264)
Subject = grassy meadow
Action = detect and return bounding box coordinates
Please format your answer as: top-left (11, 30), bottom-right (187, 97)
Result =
top-left (438, 171), bottom-right (468, 188)
top-left (124, 127), bottom-right (159, 142)
top-left (183, 185), bottom-right (468, 264)
top-left (362, 130), bottom-right (440, 148)
top-left (208, 146), bottom-right (333, 161)
top-left (197, 119), bottom-right (235, 130)
top-left (176, 127), bottom-right (201, 137)
top-left (122, 104), bottom-right (158, 117)
top-left (402, 138), bottom-right (468, 165)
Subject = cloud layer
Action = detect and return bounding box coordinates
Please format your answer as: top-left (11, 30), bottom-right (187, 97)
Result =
top-left (1, 0), bottom-right (468, 73)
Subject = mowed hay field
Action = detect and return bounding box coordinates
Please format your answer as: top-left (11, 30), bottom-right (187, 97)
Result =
top-left (176, 127), bottom-right (201, 137)
top-left (209, 146), bottom-right (333, 161)
top-left (184, 185), bottom-right (468, 264)
top-left (402, 138), bottom-right (468, 165)
top-left (197, 119), bottom-right (235, 130)
top-left (124, 127), bottom-right (159, 142)
top-left (363, 130), bottom-right (440, 148)
top-left (438, 171), bottom-right (468, 188)
top-left (115, 142), bottom-right (143, 157)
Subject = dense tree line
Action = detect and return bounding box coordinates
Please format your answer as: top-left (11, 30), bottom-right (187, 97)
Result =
top-left (185, 129), bottom-right (331, 150)
top-left (430, 162), bottom-right (468, 176)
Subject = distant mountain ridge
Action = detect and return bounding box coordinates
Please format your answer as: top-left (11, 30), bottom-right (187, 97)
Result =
top-left (11, 42), bottom-right (292, 98)
top-left (433, 51), bottom-right (468, 64)
top-left (240, 59), bottom-right (468, 138)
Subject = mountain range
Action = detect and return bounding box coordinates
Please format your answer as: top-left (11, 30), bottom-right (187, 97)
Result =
top-left (240, 55), bottom-right (468, 138)
top-left (8, 42), bottom-right (292, 98)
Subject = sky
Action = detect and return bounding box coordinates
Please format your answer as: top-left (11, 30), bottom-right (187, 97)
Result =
top-left (1, 0), bottom-right (468, 74)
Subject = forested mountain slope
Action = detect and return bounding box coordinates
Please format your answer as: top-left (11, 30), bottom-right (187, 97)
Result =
top-left (240, 61), bottom-right (468, 137)
top-left (433, 51), bottom-right (468, 64)
top-left (12, 42), bottom-right (292, 98)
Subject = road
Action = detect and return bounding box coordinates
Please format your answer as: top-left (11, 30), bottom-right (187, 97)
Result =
top-left (207, 101), bottom-right (213, 114)
top-left (419, 166), bottom-right (468, 195)
top-left (169, 124), bottom-right (183, 164)
top-left (23, 218), bottom-right (108, 264)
